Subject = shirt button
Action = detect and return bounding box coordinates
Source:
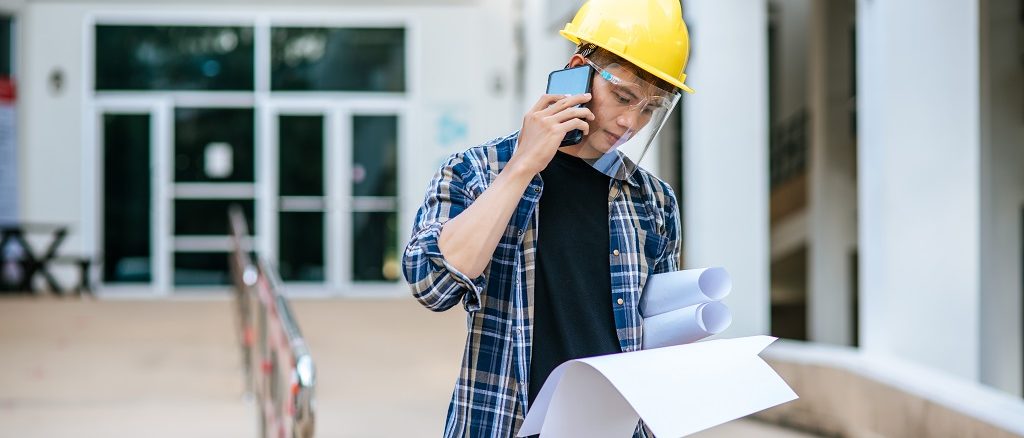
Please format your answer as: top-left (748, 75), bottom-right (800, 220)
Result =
top-left (617, 298), bottom-right (625, 305)
top-left (612, 249), bottom-right (620, 256)
top-left (534, 187), bottom-right (541, 193)
top-left (518, 230), bottom-right (525, 237)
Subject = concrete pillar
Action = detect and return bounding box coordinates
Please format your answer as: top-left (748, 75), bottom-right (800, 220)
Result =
top-left (807, 0), bottom-right (857, 346)
top-left (683, 0), bottom-right (770, 337)
top-left (857, 0), bottom-right (982, 380)
top-left (979, 0), bottom-right (1024, 397)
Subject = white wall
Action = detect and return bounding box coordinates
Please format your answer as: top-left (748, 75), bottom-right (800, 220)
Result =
top-left (683, 0), bottom-right (770, 337)
top-left (857, 0), bottom-right (982, 380)
top-left (979, 0), bottom-right (1024, 397)
top-left (19, 3), bottom-right (84, 255)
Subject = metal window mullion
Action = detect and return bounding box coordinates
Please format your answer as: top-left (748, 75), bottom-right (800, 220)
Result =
top-left (255, 17), bottom-right (278, 267)
top-left (154, 100), bottom-right (174, 296)
top-left (173, 235), bottom-right (254, 252)
top-left (350, 196), bottom-right (398, 212)
top-left (336, 108), bottom-right (353, 292)
top-left (254, 15), bottom-right (270, 94)
top-left (94, 91), bottom-right (256, 108)
top-left (325, 108), bottom-right (341, 292)
top-left (173, 182), bottom-right (256, 199)
top-left (396, 109), bottom-right (408, 276)
top-left (256, 103), bottom-right (277, 264)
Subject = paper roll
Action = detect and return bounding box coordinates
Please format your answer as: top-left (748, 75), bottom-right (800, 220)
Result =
top-left (642, 301), bottom-right (732, 349)
top-left (639, 267), bottom-right (731, 317)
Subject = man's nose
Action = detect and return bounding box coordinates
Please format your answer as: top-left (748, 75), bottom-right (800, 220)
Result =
top-left (616, 107), bottom-right (642, 129)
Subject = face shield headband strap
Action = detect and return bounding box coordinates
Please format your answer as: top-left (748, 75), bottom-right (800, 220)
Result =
top-left (567, 43), bottom-right (600, 68)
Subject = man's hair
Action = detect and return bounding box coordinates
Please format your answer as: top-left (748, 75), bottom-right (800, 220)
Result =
top-left (574, 42), bottom-right (677, 93)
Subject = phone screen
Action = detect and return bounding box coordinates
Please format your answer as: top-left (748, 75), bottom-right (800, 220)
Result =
top-left (546, 65), bottom-right (594, 146)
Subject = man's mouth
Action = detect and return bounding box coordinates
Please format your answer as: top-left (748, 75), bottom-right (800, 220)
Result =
top-left (605, 130), bottom-right (624, 145)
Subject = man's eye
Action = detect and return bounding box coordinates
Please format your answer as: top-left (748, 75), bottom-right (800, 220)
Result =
top-left (614, 93), bottom-right (632, 104)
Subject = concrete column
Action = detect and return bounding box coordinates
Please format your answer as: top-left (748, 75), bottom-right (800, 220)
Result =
top-left (807, 0), bottom-right (857, 346)
top-left (857, 0), bottom-right (982, 380)
top-left (683, 0), bottom-right (770, 337)
top-left (979, 0), bottom-right (1024, 397)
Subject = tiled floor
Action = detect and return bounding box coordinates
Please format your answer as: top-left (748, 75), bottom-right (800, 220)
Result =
top-left (0, 296), bottom-right (815, 437)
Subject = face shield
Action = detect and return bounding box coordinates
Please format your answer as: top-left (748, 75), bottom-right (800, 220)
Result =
top-left (575, 59), bottom-right (681, 182)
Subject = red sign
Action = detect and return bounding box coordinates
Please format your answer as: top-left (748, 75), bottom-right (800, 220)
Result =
top-left (0, 77), bottom-right (15, 103)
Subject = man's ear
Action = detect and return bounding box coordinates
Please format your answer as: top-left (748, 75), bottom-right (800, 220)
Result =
top-left (566, 54), bottom-right (587, 68)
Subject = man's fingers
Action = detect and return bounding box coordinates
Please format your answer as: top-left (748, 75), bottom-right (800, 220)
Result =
top-left (558, 118), bottom-right (590, 136)
top-left (538, 93), bottom-right (592, 116)
top-left (531, 94), bottom-right (567, 112)
top-left (550, 107), bottom-right (595, 123)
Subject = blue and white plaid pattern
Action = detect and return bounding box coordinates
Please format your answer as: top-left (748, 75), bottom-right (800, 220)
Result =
top-left (403, 132), bottom-right (681, 438)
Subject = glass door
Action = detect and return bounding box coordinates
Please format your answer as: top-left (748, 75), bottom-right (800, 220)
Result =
top-left (95, 99), bottom-right (172, 293)
top-left (171, 106), bottom-right (256, 289)
top-left (100, 111), bottom-right (155, 285)
top-left (266, 104), bottom-right (403, 295)
top-left (271, 109), bottom-right (331, 286)
top-left (348, 113), bottom-right (401, 285)
top-left (92, 19), bottom-right (412, 296)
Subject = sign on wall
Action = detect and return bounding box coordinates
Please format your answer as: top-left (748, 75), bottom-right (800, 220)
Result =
top-left (0, 77), bottom-right (15, 223)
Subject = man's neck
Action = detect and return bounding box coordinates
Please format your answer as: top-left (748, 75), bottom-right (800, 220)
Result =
top-left (559, 142), bottom-right (603, 159)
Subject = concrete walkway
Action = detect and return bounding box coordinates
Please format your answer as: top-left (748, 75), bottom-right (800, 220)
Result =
top-left (0, 296), bottom-right (816, 437)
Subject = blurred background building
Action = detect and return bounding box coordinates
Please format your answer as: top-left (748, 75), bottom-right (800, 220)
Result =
top-left (0, 0), bottom-right (1022, 436)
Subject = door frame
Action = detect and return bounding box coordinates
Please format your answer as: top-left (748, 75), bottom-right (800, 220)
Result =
top-left (89, 97), bottom-right (173, 297)
top-left (83, 10), bottom-right (421, 297)
top-left (264, 98), bottom-right (409, 298)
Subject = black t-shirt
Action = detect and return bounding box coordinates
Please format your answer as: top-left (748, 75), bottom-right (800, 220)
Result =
top-left (527, 150), bottom-right (621, 408)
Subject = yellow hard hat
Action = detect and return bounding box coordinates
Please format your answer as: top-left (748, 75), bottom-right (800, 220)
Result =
top-left (560, 0), bottom-right (694, 94)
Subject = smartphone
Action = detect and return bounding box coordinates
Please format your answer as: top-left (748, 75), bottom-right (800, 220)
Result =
top-left (546, 65), bottom-right (595, 147)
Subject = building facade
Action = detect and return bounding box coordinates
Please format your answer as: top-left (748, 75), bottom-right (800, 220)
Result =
top-left (2, 0), bottom-right (1023, 402)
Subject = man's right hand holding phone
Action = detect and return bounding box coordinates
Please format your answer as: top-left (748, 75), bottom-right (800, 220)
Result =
top-left (508, 93), bottom-right (594, 177)
top-left (437, 93), bottom-right (593, 279)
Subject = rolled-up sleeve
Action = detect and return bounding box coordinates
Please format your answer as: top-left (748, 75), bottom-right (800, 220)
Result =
top-left (402, 152), bottom-right (486, 313)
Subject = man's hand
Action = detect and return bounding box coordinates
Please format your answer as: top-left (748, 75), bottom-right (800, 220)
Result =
top-left (508, 93), bottom-right (594, 176)
top-left (434, 94), bottom-right (594, 280)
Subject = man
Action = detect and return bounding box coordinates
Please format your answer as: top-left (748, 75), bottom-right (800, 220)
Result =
top-left (402, 1), bottom-right (693, 436)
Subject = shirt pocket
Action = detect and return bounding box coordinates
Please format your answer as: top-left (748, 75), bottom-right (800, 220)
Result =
top-left (635, 227), bottom-right (669, 290)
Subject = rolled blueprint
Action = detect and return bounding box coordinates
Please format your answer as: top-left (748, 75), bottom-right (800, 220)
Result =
top-left (642, 301), bottom-right (732, 349)
top-left (639, 267), bottom-right (731, 317)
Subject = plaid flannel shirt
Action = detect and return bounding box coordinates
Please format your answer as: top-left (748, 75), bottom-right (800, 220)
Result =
top-left (402, 132), bottom-right (681, 438)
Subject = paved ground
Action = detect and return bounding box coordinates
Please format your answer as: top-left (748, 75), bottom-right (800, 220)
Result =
top-left (0, 296), bottom-right (816, 437)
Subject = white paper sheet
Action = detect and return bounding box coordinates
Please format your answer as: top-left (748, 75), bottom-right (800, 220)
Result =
top-left (517, 336), bottom-right (798, 438)
top-left (642, 301), bottom-right (732, 349)
top-left (640, 267), bottom-right (731, 317)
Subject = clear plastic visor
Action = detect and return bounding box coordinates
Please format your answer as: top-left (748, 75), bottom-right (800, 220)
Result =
top-left (571, 60), bottom-right (681, 182)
